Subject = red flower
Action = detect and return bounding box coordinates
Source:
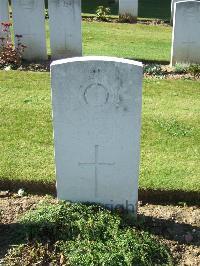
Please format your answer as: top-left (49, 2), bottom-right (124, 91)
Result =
top-left (1, 22), bottom-right (12, 27)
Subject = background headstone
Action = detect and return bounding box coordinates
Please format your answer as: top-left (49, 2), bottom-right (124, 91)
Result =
top-left (0, 0), bottom-right (9, 50)
top-left (12, 0), bottom-right (47, 61)
top-left (171, 0), bottom-right (200, 65)
top-left (171, 0), bottom-right (179, 23)
top-left (171, 0), bottom-right (200, 23)
top-left (48, 0), bottom-right (82, 60)
top-left (119, 0), bottom-right (138, 18)
top-left (51, 56), bottom-right (143, 213)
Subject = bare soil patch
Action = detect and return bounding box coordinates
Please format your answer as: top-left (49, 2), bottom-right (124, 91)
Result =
top-left (0, 193), bottom-right (199, 265)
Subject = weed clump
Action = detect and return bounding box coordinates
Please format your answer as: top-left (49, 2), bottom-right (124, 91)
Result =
top-left (95, 6), bottom-right (111, 22)
top-left (173, 63), bottom-right (190, 74)
top-left (188, 64), bottom-right (200, 78)
top-left (144, 64), bottom-right (163, 76)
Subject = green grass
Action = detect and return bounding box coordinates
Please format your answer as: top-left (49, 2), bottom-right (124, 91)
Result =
top-left (45, 21), bottom-right (171, 62)
top-left (81, 0), bottom-right (171, 20)
top-left (0, 71), bottom-right (199, 192)
top-left (141, 79), bottom-right (200, 191)
top-left (82, 22), bottom-right (171, 62)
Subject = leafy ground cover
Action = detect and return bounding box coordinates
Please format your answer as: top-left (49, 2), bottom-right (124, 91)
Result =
top-left (0, 71), bottom-right (199, 193)
top-left (1, 199), bottom-right (173, 265)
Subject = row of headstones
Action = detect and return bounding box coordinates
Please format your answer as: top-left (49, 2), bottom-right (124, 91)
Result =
top-left (1, 0), bottom-right (200, 65)
top-left (0, 0), bottom-right (138, 61)
top-left (0, 0), bottom-right (82, 60)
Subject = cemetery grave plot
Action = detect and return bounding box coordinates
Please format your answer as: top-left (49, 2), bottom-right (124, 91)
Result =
top-left (0, 0), bottom-right (200, 265)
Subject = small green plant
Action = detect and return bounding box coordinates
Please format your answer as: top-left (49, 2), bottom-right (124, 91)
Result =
top-left (95, 6), bottom-right (111, 21)
top-left (119, 13), bottom-right (137, 24)
top-left (0, 22), bottom-right (26, 68)
top-left (144, 64), bottom-right (163, 76)
top-left (173, 63), bottom-right (189, 74)
top-left (188, 64), bottom-right (200, 78)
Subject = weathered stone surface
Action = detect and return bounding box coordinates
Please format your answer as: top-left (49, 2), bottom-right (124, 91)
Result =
top-left (171, 0), bottom-right (200, 65)
top-left (51, 56), bottom-right (143, 213)
top-left (48, 0), bottom-right (82, 60)
top-left (171, 0), bottom-right (200, 22)
top-left (12, 0), bottom-right (47, 60)
top-left (119, 0), bottom-right (138, 18)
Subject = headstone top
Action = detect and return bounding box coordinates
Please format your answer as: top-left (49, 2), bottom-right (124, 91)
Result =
top-left (51, 56), bottom-right (143, 67)
top-left (48, 0), bottom-right (82, 60)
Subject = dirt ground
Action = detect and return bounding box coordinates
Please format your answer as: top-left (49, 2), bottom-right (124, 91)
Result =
top-left (0, 192), bottom-right (199, 266)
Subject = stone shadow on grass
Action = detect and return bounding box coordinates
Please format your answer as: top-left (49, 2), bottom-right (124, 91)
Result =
top-left (0, 178), bottom-right (199, 205)
top-left (127, 58), bottom-right (170, 65)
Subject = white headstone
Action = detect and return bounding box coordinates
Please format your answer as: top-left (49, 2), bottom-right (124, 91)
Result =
top-left (51, 56), bottom-right (143, 213)
top-left (119, 0), bottom-right (138, 18)
top-left (12, 0), bottom-right (47, 61)
top-left (171, 0), bottom-right (200, 65)
top-left (48, 0), bottom-right (82, 60)
top-left (171, 0), bottom-right (200, 23)
top-left (0, 0), bottom-right (9, 50)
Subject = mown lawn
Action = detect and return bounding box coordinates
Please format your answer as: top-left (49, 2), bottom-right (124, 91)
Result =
top-left (83, 22), bottom-right (171, 62)
top-left (45, 21), bottom-right (172, 63)
top-left (0, 71), bottom-right (199, 192)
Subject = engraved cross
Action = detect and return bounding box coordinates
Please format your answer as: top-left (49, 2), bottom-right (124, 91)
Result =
top-left (79, 145), bottom-right (115, 198)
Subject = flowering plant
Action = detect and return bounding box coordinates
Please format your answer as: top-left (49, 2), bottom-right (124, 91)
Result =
top-left (0, 22), bottom-right (26, 68)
